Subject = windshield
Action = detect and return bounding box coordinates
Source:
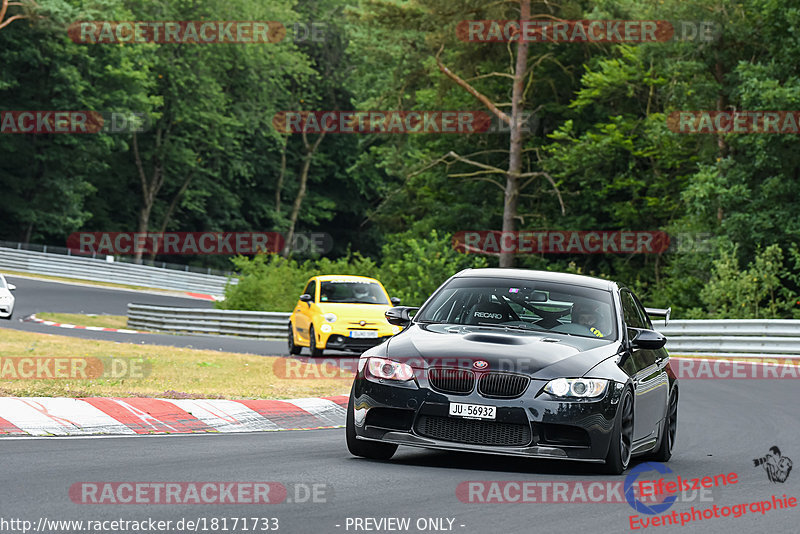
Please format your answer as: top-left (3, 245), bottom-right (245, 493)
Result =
top-left (319, 280), bottom-right (389, 305)
top-left (0, 276), bottom-right (5, 289)
top-left (415, 277), bottom-right (617, 340)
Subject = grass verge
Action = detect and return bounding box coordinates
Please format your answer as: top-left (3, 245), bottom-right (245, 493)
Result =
top-left (0, 329), bottom-right (348, 399)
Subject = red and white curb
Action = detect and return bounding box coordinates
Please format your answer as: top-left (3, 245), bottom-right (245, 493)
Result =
top-left (185, 292), bottom-right (221, 301)
top-left (25, 314), bottom-right (145, 334)
top-left (0, 395), bottom-right (348, 436)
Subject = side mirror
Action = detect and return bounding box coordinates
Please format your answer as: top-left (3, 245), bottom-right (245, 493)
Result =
top-left (390, 297), bottom-right (401, 306)
top-left (7, 284), bottom-right (16, 291)
top-left (299, 293), bottom-right (313, 304)
top-left (629, 328), bottom-right (667, 350)
top-left (385, 306), bottom-right (419, 327)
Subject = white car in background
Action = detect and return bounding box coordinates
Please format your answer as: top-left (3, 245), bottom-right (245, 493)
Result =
top-left (0, 274), bottom-right (16, 320)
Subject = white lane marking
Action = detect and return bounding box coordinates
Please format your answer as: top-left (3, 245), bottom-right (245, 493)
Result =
top-left (286, 397), bottom-right (346, 427)
top-left (0, 398), bottom-right (135, 436)
top-left (168, 399), bottom-right (280, 432)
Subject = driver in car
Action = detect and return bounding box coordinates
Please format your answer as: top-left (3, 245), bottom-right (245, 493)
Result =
top-left (353, 284), bottom-right (378, 303)
top-left (573, 302), bottom-right (605, 338)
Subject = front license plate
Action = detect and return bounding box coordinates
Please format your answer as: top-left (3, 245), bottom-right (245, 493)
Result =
top-left (349, 330), bottom-right (378, 338)
top-left (449, 402), bottom-right (496, 420)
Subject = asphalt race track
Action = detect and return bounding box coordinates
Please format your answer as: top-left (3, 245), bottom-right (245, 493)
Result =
top-left (1, 275), bottom-right (288, 356)
top-left (1, 379), bottom-right (797, 534)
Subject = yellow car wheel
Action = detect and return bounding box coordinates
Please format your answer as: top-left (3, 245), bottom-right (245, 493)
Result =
top-left (309, 325), bottom-right (324, 358)
top-left (288, 324), bottom-right (301, 355)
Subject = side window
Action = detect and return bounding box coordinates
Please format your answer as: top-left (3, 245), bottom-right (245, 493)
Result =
top-left (630, 292), bottom-right (654, 329)
top-left (621, 289), bottom-right (657, 375)
top-left (303, 280), bottom-right (316, 302)
top-left (620, 290), bottom-right (646, 329)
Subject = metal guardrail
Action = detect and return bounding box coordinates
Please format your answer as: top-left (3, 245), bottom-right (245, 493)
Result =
top-left (127, 303), bottom-right (290, 338)
top-left (657, 320), bottom-right (800, 358)
top-left (0, 240), bottom-right (234, 276)
top-left (0, 246), bottom-right (236, 296)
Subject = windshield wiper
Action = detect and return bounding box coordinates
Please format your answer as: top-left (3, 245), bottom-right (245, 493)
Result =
top-left (475, 322), bottom-right (535, 332)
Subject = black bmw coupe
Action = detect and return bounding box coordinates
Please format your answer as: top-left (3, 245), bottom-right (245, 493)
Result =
top-left (346, 268), bottom-right (678, 474)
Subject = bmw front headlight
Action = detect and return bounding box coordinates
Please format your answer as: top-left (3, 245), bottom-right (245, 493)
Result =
top-left (366, 357), bottom-right (414, 382)
top-left (544, 378), bottom-right (609, 398)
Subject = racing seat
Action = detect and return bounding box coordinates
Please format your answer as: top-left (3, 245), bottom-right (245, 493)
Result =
top-left (466, 301), bottom-right (511, 325)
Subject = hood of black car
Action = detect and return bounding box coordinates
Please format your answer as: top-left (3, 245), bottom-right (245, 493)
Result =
top-left (384, 323), bottom-right (621, 379)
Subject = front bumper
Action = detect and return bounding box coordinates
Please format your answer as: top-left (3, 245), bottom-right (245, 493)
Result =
top-left (357, 433), bottom-right (604, 462)
top-left (352, 371), bottom-right (624, 462)
top-left (0, 303), bottom-right (13, 317)
top-left (320, 330), bottom-right (393, 351)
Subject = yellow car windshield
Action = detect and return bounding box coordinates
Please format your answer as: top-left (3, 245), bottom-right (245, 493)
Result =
top-left (319, 281), bottom-right (389, 305)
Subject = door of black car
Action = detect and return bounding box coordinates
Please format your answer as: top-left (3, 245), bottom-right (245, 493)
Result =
top-left (619, 289), bottom-right (669, 442)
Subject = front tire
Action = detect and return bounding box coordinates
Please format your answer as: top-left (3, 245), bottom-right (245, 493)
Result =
top-left (346, 388), bottom-right (398, 460)
top-left (649, 388), bottom-right (678, 462)
top-left (309, 325), bottom-right (323, 357)
top-left (601, 387), bottom-right (634, 474)
top-left (287, 324), bottom-right (301, 355)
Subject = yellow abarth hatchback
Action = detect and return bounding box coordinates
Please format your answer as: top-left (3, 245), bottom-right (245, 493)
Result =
top-left (288, 275), bottom-right (402, 356)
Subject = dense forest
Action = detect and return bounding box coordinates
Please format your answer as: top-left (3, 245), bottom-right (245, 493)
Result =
top-left (1, 0), bottom-right (799, 316)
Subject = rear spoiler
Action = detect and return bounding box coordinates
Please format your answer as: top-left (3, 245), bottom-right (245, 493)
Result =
top-left (645, 307), bottom-right (671, 326)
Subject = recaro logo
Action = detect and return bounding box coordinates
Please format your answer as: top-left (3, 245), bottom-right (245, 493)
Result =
top-left (474, 312), bottom-right (503, 319)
